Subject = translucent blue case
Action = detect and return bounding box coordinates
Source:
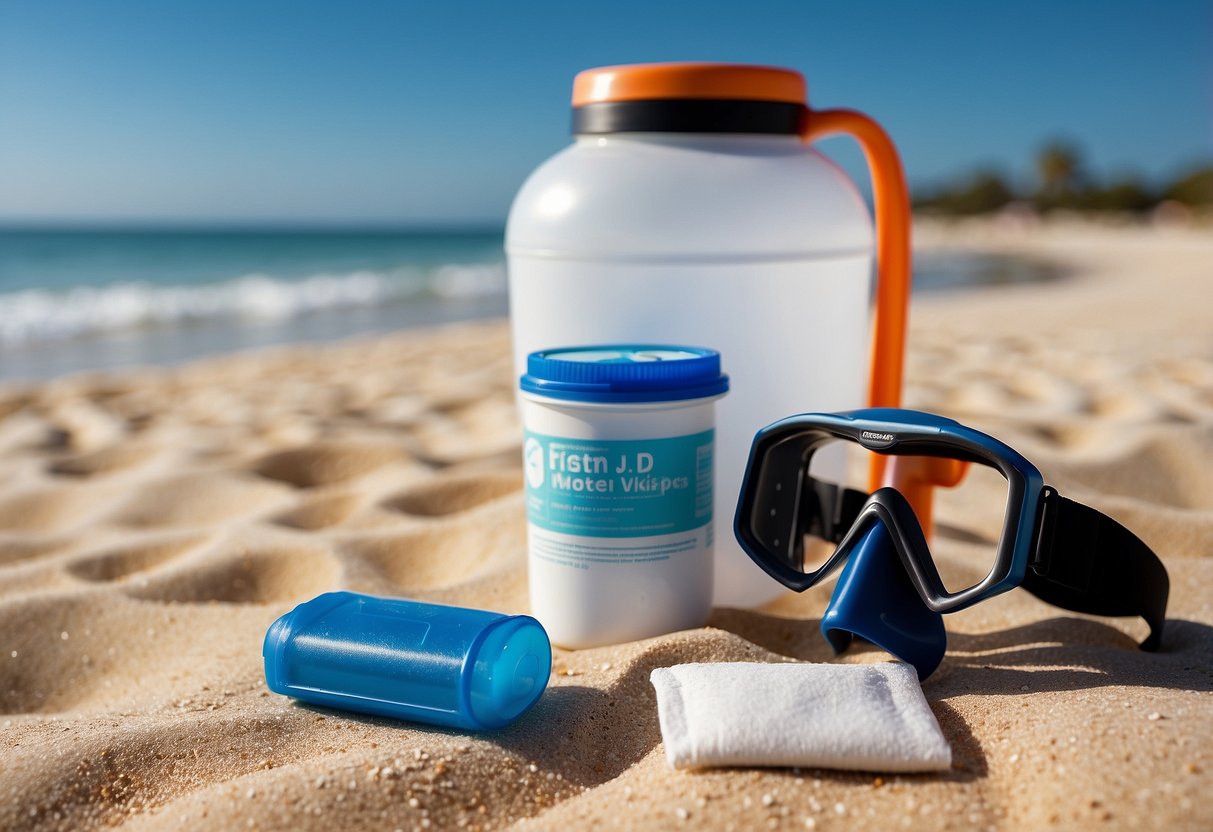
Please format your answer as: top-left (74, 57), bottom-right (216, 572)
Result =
top-left (263, 591), bottom-right (552, 730)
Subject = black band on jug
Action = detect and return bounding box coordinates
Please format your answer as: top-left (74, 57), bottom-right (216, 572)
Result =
top-left (572, 99), bottom-right (805, 135)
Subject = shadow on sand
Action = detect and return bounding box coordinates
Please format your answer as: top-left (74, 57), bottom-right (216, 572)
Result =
top-left (287, 611), bottom-right (1210, 792)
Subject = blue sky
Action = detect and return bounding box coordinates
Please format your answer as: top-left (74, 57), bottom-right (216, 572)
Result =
top-left (1, 0), bottom-right (1209, 226)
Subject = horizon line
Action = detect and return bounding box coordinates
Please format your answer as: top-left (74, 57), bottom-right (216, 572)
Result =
top-left (0, 218), bottom-right (508, 234)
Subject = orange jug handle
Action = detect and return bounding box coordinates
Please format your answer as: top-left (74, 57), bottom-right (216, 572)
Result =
top-left (800, 109), bottom-right (910, 487)
top-left (801, 108), bottom-right (963, 531)
top-left (801, 109), bottom-right (909, 418)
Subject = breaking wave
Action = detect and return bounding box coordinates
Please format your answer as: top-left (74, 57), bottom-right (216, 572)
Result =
top-left (0, 263), bottom-right (506, 346)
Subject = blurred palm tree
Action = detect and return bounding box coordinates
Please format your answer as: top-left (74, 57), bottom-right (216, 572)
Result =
top-left (911, 143), bottom-right (1211, 216)
top-left (912, 169), bottom-right (1014, 214)
top-left (1035, 141), bottom-right (1083, 201)
top-left (1164, 167), bottom-right (1213, 205)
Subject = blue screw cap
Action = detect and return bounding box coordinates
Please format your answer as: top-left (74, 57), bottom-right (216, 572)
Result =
top-left (520, 345), bottom-right (728, 403)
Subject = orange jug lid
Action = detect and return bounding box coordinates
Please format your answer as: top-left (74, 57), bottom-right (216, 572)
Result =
top-left (571, 63), bottom-right (807, 135)
top-left (572, 62), bottom-right (807, 107)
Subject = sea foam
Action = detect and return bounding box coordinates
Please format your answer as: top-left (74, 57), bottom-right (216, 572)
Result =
top-left (0, 264), bottom-right (506, 346)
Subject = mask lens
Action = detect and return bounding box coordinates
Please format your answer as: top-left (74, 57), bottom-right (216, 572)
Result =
top-left (745, 437), bottom-right (863, 577)
top-left (746, 437), bottom-right (813, 573)
top-left (746, 429), bottom-right (1012, 596)
top-left (801, 439), bottom-right (866, 573)
top-left (929, 458), bottom-right (1010, 595)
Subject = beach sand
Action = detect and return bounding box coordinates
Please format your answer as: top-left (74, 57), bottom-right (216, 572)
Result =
top-left (2, 220), bottom-right (1211, 831)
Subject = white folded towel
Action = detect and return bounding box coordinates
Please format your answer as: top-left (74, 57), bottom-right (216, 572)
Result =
top-left (650, 661), bottom-right (952, 772)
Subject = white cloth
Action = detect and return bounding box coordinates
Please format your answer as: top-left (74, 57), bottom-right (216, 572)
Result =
top-left (650, 661), bottom-right (952, 772)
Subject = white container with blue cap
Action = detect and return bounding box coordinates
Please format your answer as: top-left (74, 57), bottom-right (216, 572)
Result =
top-left (519, 345), bottom-right (729, 648)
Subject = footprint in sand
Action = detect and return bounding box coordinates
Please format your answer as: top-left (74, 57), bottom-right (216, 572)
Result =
top-left (0, 593), bottom-right (251, 715)
top-left (125, 546), bottom-right (339, 605)
top-left (47, 442), bottom-right (160, 478)
top-left (1014, 419), bottom-right (1122, 455)
top-left (341, 499), bottom-right (525, 594)
top-left (110, 473), bottom-right (291, 528)
top-left (1053, 426), bottom-right (1213, 512)
top-left (0, 484), bottom-right (121, 534)
top-left (0, 535), bottom-right (77, 567)
top-left (271, 492), bottom-right (364, 530)
top-left (67, 533), bottom-right (211, 583)
top-left (2, 713), bottom-right (308, 828)
top-left (406, 396), bottom-right (521, 466)
top-left (382, 471), bottom-right (521, 518)
top-left (253, 441), bottom-right (406, 488)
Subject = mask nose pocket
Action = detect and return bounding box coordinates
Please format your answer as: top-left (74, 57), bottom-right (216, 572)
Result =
top-left (820, 517), bottom-right (947, 680)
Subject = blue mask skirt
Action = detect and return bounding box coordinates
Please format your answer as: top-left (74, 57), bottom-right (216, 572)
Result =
top-left (820, 519), bottom-right (947, 680)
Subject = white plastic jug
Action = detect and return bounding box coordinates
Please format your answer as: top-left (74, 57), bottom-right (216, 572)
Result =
top-left (506, 63), bottom-right (914, 607)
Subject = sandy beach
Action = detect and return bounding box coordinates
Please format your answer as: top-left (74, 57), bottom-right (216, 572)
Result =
top-left (1, 220), bottom-right (1211, 831)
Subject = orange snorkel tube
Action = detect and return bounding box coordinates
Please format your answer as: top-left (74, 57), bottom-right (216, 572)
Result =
top-left (800, 109), bottom-right (967, 533)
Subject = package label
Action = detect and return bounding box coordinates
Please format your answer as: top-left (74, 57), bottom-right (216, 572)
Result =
top-left (524, 429), bottom-right (713, 539)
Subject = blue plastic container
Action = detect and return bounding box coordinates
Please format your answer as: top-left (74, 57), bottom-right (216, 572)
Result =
top-left (263, 591), bottom-right (552, 730)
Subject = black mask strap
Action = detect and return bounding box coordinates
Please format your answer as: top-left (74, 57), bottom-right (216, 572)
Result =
top-left (803, 478), bottom-right (870, 544)
top-left (1023, 488), bottom-right (1169, 651)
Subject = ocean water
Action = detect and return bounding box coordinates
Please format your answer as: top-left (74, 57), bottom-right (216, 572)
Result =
top-left (0, 229), bottom-right (1057, 381)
